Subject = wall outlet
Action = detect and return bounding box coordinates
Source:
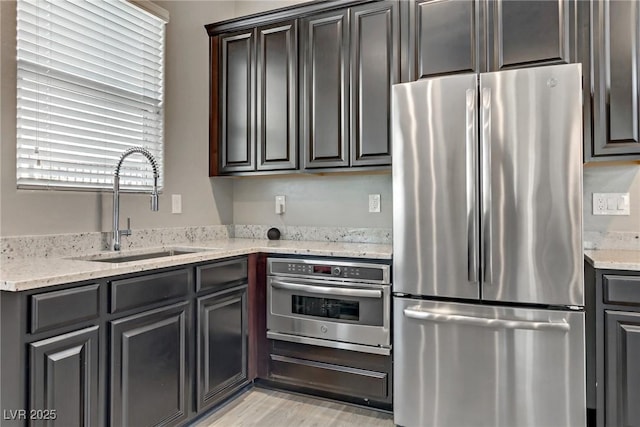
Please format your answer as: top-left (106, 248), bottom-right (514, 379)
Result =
top-left (593, 192), bottom-right (630, 215)
top-left (275, 195), bottom-right (286, 215)
top-left (171, 194), bottom-right (182, 214)
top-left (369, 194), bottom-right (381, 213)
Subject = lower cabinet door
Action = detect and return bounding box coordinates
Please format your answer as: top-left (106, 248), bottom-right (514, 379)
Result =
top-left (29, 326), bottom-right (99, 427)
top-left (197, 285), bottom-right (248, 411)
top-left (110, 301), bottom-right (190, 427)
top-left (606, 310), bottom-right (640, 427)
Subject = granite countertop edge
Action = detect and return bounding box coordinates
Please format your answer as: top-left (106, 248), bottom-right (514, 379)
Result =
top-left (0, 238), bottom-right (393, 292)
top-left (584, 249), bottom-right (640, 271)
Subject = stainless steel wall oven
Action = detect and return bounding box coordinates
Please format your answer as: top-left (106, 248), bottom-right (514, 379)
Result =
top-left (265, 257), bottom-right (392, 409)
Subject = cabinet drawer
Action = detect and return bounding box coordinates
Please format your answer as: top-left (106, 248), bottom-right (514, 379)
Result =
top-left (604, 275), bottom-right (640, 306)
top-left (110, 269), bottom-right (191, 314)
top-left (269, 354), bottom-right (389, 401)
top-left (196, 258), bottom-right (248, 292)
top-left (30, 284), bottom-right (100, 334)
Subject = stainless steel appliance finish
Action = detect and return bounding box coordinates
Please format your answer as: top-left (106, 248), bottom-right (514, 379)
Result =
top-left (394, 298), bottom-right (586, 427)
top-left (267, 257), bottom-right (391, 352)
top-left (392, 64), bottom-right (585, 427)
top-left (392, 65), bottom-right (583, 306)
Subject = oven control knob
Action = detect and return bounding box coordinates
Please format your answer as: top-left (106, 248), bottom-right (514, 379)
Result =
top-left (333, 267), bottom-right (341, 276)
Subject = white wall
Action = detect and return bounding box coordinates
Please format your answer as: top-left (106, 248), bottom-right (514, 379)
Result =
top-left (584, 163), bottom-right (640, 234)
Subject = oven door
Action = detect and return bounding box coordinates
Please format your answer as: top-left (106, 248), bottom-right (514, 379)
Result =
top-left (267, 277), bottom-right (390, 347)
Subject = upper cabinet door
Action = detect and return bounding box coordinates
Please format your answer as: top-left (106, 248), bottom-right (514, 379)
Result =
top-left (219, 29), bottom-right (256, 173)
top-left (487, 0), bottom-right (573, 71)
top-left (591, 0), bottom-right (640, 159)
top-left (409, 0), bottom-right (479, 80)
top-left (256, 21), bottom-right (298, 171)
top-left (350, 1), bottom-right (398, 166)
top-left (300, 9), bottom-right (350, 169)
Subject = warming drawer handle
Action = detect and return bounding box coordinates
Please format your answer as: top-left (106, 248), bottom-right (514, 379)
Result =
top-left (270, 280), bottom-right (382, 299)
top-left (403, 307), bottom-right (570, 332)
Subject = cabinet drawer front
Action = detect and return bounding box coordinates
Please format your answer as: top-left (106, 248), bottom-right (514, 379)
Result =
top-left (30, 284), bottom-right (100, 334)
top-left (110, 269), bottom-right (191, 314)
top-left (269, 353), bottom-right (388, 401)
top-left (197, 258), bottom-right (248, 292)
top-left (605, 275), bottom-right (640, 306)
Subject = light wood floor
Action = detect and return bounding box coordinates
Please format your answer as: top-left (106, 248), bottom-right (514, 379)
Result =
top-left (193, 387), bottom-right (394, 427)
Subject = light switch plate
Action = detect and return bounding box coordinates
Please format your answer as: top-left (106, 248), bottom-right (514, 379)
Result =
top-left (593, 193), bottom-right (630, 215)
top-left (172, 194), bottom-right (182, 214)
top-left (369, 194), bottom-right (381, 213)
top-left (275, 195), bottom-right (286, 215)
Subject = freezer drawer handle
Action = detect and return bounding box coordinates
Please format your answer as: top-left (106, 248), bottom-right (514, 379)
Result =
top-left (403, 307), bottom-right (570, 332)
top-left (271, 280), bottom-right (382, 299)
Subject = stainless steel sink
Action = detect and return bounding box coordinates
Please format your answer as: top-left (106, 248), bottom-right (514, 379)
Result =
top-left (75, 248), bottom-right (214, 263)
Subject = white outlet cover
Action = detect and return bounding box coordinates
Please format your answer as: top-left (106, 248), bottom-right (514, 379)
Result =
top-left (369, 194), bottom-right (381, 213)
top-left (275, 195), bottom-right (286, 214)
top-left (593, 192), bottom-right (630, 216)
top-left (171, 194), bottom-right (182, 214)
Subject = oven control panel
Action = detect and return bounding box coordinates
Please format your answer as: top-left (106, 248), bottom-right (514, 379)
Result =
top-left (268, 258), bottom-right (390, 284)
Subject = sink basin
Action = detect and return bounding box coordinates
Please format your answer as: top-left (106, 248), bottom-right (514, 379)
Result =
top-left (76, 248), bottom-right (212, 263)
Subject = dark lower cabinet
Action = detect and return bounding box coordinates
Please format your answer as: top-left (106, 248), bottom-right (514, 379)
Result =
top-left (197, 285), bottom-right (248, 411)
top-left (110, 301), bottom-right (190, 427)
top-left (29, 326), bottom-right (99, 427)
top-left (605, 310), bottom-right (640, 427)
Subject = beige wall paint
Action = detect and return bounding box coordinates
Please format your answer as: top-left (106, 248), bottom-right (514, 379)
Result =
top-left (233, 174), bottom-right (393, 227)
top-left (583, 164), bottom-right (640, 234)
top-left (0, 0), bottom-right (237, 237)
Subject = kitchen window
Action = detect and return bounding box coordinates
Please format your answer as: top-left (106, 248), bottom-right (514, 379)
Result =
top-left (16, 0), bottom-right (167, 191)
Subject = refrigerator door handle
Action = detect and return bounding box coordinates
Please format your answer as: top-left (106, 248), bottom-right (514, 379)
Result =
top-left (403, 307), bottom-right (570, 332)
top-left (465, 88), bottom-right (478, 284)
top-left (480, 87), bottom-right (493, 286)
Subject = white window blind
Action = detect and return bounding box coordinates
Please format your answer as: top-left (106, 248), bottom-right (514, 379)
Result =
top-left (16, 0), bottom-right (166, 191)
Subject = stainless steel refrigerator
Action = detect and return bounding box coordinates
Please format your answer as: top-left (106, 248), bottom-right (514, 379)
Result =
top-left (392, 63), bottom-right (585, 427)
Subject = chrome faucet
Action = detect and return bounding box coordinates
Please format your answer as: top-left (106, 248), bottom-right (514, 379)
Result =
top-left (112, 147), bottom-right (160, 251)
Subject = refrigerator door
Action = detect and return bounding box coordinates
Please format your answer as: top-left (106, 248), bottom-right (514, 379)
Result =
top-left (394, 297), bottom-right (586, 427)
top-left (480, 64), bottom-right (583, 306)
top-left (392, 74), bottom-right (480, 299)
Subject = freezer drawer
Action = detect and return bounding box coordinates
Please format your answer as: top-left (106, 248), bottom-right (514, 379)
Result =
top-left (394, 298), bottom-right (585, 427)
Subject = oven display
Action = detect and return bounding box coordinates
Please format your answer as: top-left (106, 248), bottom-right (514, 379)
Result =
top-left (313, 265), bottom-right (332, 275)
top-left (292, 296), bottom-right (359, 321)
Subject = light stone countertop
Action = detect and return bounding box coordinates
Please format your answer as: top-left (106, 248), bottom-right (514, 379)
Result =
top-left (584, 249), bottom-right (640, 271)
top-left (0, 238), bottom-right (392, 292)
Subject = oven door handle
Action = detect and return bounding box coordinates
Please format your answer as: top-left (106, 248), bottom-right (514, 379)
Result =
top-left (270, 280), bottom-right (383, 299)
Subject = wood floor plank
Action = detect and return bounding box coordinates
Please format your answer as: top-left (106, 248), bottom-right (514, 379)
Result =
top-left (193, 388), bottom-right (394, 427)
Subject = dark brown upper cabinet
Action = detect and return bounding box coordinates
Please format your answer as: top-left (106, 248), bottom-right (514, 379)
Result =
top-left (301, 1), bottom-right (398, 170)
top-left (405, 0), bottom-right (577, 80)
top-left (350, 1), bottom-right (398, 166)
top-left (217, 29), bottom-right (256, 174)
top-left (406, 0), bottom-right (480, 80)
top-left (300, 9), bottom-right (350, 169)
top-left (486, 0), bottom-right (575, 71)
top-left (588, 0), bottom-right (640, 161)
top-left (207, 0), bottom-right (398, 176)
top-left (210, 21), bottom-right (298, 175)
top-left (257, 21), bottom-right (299, 170)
